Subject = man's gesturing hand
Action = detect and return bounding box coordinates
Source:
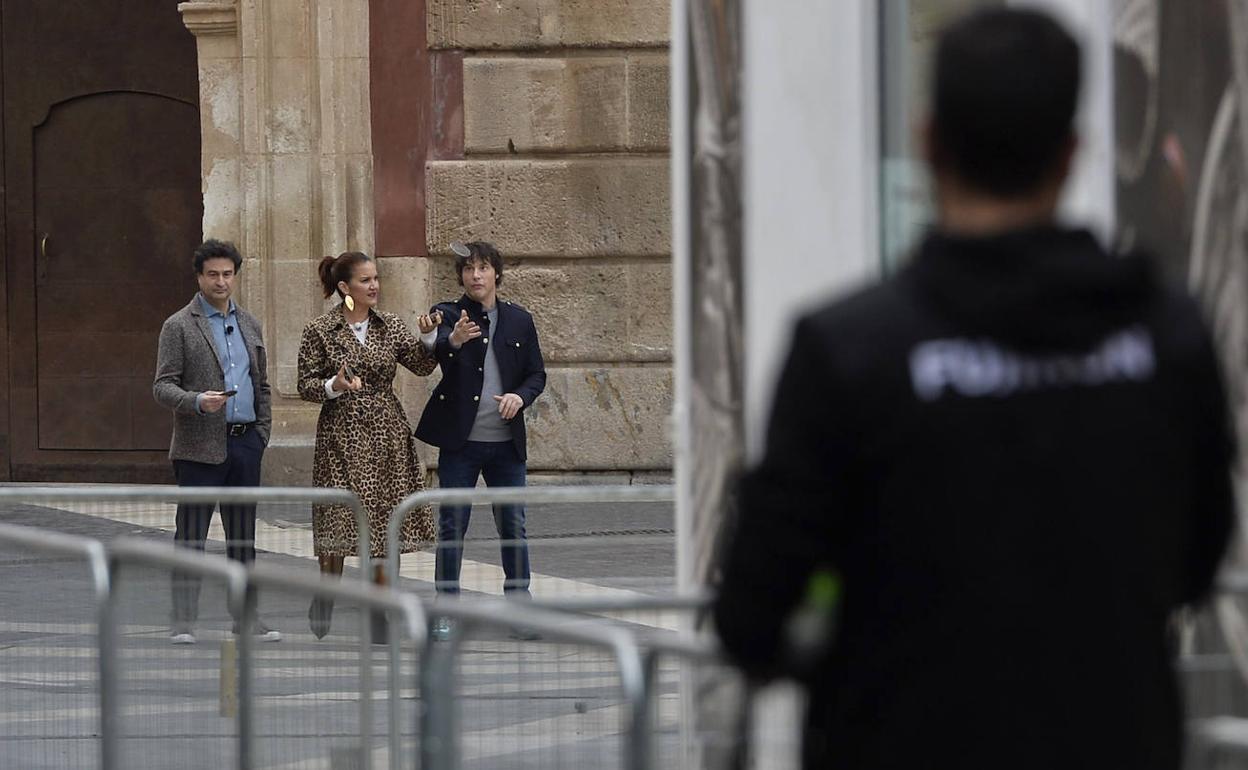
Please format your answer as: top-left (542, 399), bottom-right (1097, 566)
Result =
top-left (449, 309), bottom-right (482, 348)
top-left (494, 393), bottom-right (523, 420)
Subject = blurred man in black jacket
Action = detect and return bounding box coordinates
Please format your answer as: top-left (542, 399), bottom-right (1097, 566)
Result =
top-left (714, 8), bottom-right (1236, 769)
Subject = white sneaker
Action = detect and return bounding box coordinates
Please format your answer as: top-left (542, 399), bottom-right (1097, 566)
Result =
top-left (170, 628), bottom-right (197, 645)
top-left (430, 617), bottom-right (453, 642)
top-left (256, 626), bottom-right (283, 643)
top-left (233, 619), bottom-right (282, 643)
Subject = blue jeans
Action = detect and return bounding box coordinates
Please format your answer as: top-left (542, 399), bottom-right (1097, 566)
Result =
top-left (435, 441), bottom-right (529, 595)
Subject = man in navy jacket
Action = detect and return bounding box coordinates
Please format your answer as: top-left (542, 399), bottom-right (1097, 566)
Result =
top-left (416, 241), bottom-right (546, 622)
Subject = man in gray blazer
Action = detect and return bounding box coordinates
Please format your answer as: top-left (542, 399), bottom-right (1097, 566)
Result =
top-left (153, 239), bottom-right (279, 644)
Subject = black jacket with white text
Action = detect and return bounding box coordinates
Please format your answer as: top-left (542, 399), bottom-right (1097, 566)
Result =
top-left (714, 225), bottom-right (1236, 769)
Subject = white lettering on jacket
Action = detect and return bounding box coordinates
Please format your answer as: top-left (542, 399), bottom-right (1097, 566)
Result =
top-left (908, 326), bottom-right (1156, 402)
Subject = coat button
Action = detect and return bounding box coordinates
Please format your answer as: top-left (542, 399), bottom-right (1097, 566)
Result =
top-left (448, 352), bottom-right (454, 358)
top-left (482, 337), bottom-right (488, 344)
top-left (514, 342), bottom-right (520, 348)
top-left (478, 367), bottom-right (483, 372)
top-left (439, 394), bottom-right (445, 401)
top-left (473, 395), bottom-right (479, 402)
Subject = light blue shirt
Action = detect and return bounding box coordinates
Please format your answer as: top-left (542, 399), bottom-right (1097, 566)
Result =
top-left (197, 294), bottom-right (257, 424)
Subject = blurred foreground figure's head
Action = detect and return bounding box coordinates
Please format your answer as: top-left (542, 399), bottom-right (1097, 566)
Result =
top-left (927, 8), bottom-right (1081, 222)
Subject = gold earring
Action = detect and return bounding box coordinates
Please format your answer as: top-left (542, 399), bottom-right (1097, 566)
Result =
top-left (344, 295), bottom-right (355, 312)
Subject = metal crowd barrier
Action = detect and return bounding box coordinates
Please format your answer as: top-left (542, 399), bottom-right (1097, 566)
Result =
top-left (389, 484), bottom-right (695, 769)
top-left (383, 484), bottom-right (750, 770)
top-left (526, 591), bottom-right (743, 769)
top-left (0, 521), bottom-right (429, 770)
top-left (384, 484), bottom-right (677, 601)
top-left (1186, 570), bottom-right (1248, 769)
top-left (0, 485), bottom-right (373, 576)
top-left (418, 596), bottom-right (651, 770)
top-left (540, 596), bottom-right (754, 769)
top-left (529, 594), bottom-right (711, 613)
top-left (244, 560), bottom-right (427, 770)
top-left (104, 537), bottom-right (250, 769)
top-left (0, 522), bottom-right (115, 770)
top-left (530, 592), bottom-right (711, 643)
top-left (0, 486), bottom-right (374, 770)
top-left (0, 483), bottom-right (743, 770)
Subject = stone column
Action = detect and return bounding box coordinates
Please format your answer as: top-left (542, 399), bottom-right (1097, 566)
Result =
top-left (425, 0), bottom-right (673, 480)
top-left (178, 2), bottom-right (245, 244)
top-left (181, 0), bottom-right (377, 482)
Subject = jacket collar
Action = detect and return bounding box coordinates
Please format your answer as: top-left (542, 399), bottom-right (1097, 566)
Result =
top-left (457, 294), bottom-right (503, 316)
top-left (185, 294), bottom-right (260, 371)
top-left (193, 292), bottom-right (236, 318)
top-left (187, 296), bottom-right (225, 373)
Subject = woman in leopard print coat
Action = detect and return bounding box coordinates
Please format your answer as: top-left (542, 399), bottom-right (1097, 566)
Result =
top-left (298, 251), bottom-right (440, 637)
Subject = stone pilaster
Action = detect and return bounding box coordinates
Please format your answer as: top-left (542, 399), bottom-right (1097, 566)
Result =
top-left (179, 2), bottom-right (244, 243)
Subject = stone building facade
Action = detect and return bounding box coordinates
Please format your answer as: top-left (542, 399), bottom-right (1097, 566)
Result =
top-left (177, 0), bottom-right (673, 484)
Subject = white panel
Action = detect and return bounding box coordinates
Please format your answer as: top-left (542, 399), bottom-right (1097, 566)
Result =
top-left (1012, 0), bottom-right (1117, 242)
top-left (742, 0), bottom-right (881, 459)
top-left (670, 0), bottom-right (693, 590)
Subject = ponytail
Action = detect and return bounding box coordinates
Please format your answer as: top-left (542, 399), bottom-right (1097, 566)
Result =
top-left (317, 252), bottom-right (372, 298)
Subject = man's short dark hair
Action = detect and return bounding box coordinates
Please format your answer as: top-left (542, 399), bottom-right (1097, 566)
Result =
top-left (455, 241), bottom-right (504, 287)
top-left (193, 239), bottom-right (243, 274)
top-left (931, 8), bottom-right (1081, 197)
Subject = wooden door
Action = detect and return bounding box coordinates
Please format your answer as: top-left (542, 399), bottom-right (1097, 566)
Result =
top-left (3, 2), bottom-right (202, 480)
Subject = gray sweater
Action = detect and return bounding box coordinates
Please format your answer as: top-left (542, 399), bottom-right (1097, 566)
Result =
top-left (467, 305), bottom-right (511, 442)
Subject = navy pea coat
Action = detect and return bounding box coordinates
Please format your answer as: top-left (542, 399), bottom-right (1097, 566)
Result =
top-left (414, 294), bottom-right (546, 462)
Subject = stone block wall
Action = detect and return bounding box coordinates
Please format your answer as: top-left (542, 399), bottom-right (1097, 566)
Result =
top-left (421, 0), bottom-right (673, 476)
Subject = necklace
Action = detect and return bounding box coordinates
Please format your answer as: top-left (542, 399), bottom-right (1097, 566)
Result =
top-left (345, 310), bottom-right (368, 332)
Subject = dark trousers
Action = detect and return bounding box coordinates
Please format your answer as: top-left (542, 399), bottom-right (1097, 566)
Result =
top-left (435, 440), bottom-right (530, 595)
top-left (171, 428), bottom-right (264, 624)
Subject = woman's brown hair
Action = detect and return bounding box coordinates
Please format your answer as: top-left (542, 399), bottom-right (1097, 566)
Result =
top-left (317, 251), bottom-right (373, 299)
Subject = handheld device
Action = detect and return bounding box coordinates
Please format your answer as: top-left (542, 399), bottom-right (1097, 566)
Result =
top-left (222, 389), bottom-right (238, 397)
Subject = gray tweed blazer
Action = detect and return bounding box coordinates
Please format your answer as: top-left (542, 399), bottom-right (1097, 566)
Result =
top-left (153, 296), bottom-right (272, 464)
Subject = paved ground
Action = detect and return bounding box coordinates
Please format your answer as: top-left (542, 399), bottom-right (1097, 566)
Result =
top-left (0, 492), bottom-right (709, 769)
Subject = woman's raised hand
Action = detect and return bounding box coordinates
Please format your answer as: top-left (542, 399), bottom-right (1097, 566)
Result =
top-left (416, 309), bottom-right (443, 335)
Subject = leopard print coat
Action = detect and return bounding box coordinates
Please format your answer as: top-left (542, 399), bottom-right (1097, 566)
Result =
top-left (297, 305), bottom-right (438, 557)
